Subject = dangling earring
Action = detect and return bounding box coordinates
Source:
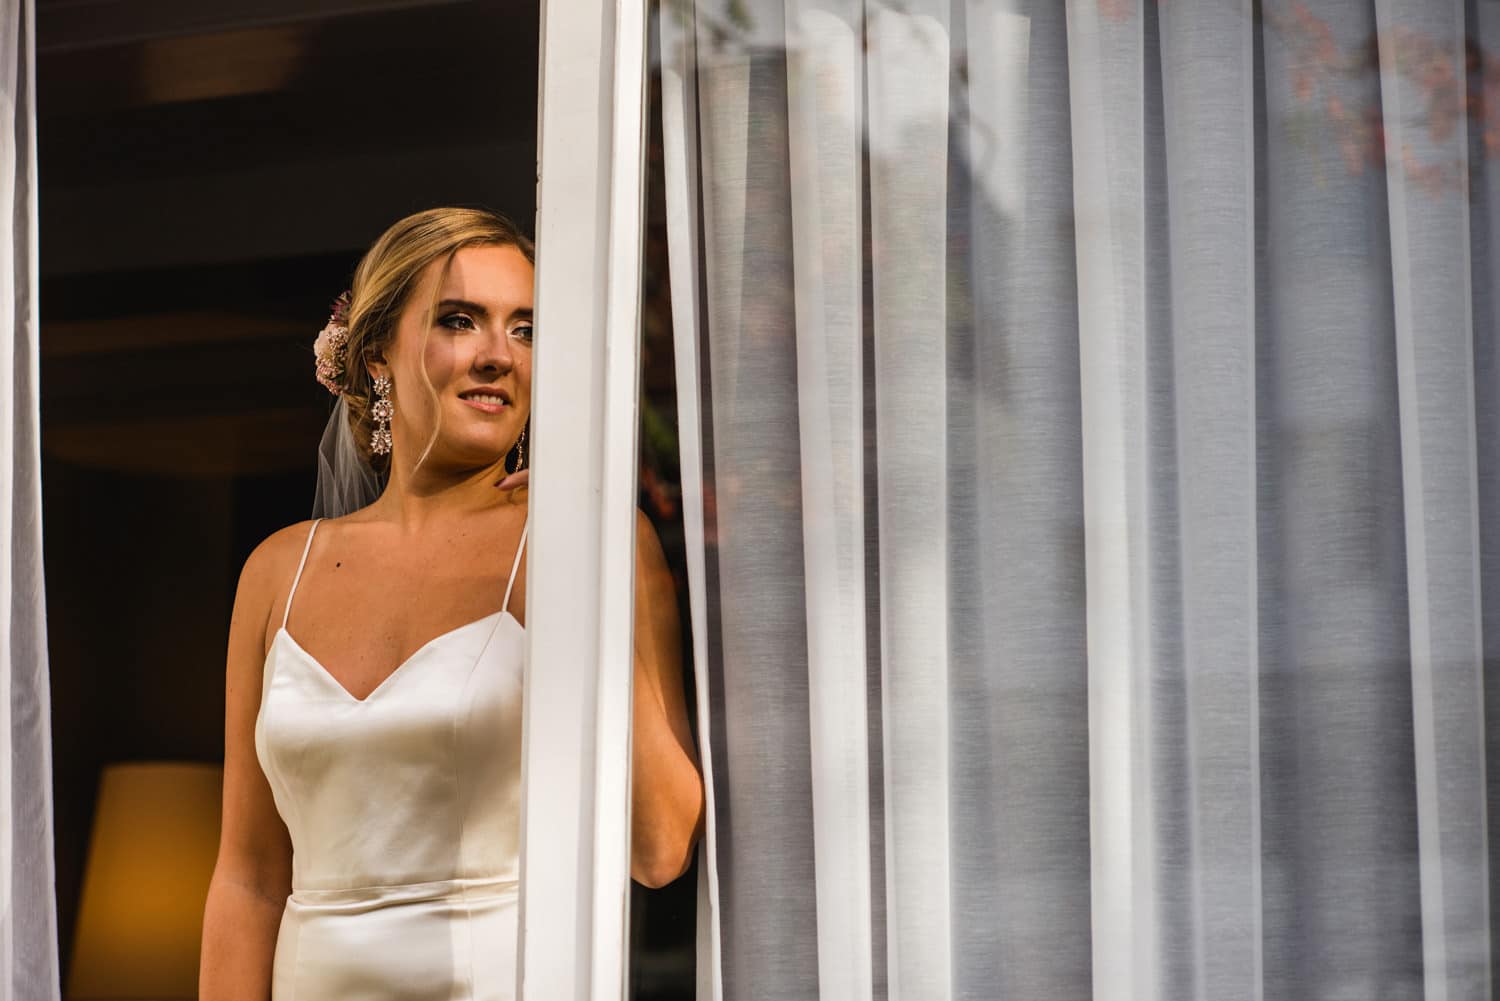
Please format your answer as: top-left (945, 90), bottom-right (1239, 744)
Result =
top-left (370, 374), bottom-right (394, 455)
top-left (509, 425), bottom-right (526, 474)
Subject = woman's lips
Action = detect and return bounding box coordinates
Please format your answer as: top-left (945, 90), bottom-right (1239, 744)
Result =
top-left (461, 397), bottom-right (508, 415)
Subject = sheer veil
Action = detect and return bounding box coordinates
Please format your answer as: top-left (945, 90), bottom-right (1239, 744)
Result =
top-left (311, 395), bottom-right (386, 519)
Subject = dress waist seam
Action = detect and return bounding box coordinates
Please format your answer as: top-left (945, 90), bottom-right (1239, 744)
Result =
top-left (289, 873), bottom-right (518, 908)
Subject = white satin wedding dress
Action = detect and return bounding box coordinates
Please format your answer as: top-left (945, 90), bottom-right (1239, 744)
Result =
top-left (255, 516), bottom-right (527, 999)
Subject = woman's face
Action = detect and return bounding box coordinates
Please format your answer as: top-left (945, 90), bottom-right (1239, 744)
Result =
top-left (380, 243), bottom-right (534, 472)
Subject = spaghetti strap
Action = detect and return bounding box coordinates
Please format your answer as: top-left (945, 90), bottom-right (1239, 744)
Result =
top-left (283, 518), bottom-right (323, 630)
top-left (502, 520), bottom-right (528, 612)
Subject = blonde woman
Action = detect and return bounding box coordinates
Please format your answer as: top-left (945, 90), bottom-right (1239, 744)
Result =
top-left (199, 208), bottom-right (704, 999)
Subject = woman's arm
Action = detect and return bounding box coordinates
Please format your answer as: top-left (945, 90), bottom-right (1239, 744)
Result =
top-left (629, 509), bottom-right (705, 888)
top-left (199, 533), bottom-right (296, 999)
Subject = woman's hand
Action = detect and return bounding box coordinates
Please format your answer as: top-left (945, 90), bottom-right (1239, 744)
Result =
top-left (494, 468), bottom-right (529, 491)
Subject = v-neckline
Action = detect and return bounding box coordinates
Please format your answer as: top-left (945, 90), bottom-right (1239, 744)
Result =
top-left (274, 609), bottom-right (522, 704)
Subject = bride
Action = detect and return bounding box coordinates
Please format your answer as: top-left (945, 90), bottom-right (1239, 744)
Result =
top-left (198, 207), bottom-right (704, 999)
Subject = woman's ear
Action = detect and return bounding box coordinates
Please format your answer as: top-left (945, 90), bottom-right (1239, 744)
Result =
top-left (365, 351), bottom-right (388, 383)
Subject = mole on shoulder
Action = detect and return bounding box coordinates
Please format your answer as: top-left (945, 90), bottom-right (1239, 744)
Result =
top-left (335, 562), bottom-right (342, 568)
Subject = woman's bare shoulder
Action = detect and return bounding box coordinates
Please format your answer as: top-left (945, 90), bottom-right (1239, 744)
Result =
top-left (237, 519), bottom-right (322, 600)
top-left (224, 520), bottom-right (323, 667)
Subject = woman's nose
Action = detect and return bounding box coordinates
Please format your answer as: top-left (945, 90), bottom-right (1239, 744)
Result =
top-left (475, 328), bottom-right (514, 372)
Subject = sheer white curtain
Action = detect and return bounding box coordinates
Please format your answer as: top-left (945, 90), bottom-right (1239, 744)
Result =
top-left (2, 0), bottom-right (57, 996)
top-left (661, 1), bottom-right (1497, 999)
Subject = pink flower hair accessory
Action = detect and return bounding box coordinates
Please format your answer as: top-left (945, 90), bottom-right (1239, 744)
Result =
top-left (313, 290), bottom-right (354, 395)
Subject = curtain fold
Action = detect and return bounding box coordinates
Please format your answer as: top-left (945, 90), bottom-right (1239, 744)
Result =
top-left (1375, 5), bottom-right (1490, 997)
top-left (784, 4), bottom-right (876, 999)
top-left (865, 4), bottom-right (954, 999)
top-left (663, 0), bottom-right (1498, 999)
top-left (2, 0), bottom-right (59, 997)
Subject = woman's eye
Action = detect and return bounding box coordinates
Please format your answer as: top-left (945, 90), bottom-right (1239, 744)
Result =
top-left (510, 324), bottom-right (534, 343)
top-left (439, 313), bottom-right (476, 331)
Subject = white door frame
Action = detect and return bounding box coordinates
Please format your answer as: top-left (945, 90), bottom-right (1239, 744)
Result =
top-left (518, 0), bottom-right (649, 999)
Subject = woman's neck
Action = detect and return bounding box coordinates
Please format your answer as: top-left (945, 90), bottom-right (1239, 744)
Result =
top-left (368, 453), bottom-right (521, 535)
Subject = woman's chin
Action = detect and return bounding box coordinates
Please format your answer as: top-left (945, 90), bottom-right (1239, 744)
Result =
top-left (424, 440), bottom-right (508, 472)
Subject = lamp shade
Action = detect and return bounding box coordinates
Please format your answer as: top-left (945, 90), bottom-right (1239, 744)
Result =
top-left (67, 761), bottom-right (223, 1000)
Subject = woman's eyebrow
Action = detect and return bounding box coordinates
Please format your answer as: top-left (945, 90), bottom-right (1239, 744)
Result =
top-left (437, 298), bottom-right (490, 317)
top-left (508, 308), bottom-right (534, 323)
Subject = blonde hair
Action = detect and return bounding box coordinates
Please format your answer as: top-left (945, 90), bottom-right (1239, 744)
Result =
top-left (338, 207), bottom-right (534, 474)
